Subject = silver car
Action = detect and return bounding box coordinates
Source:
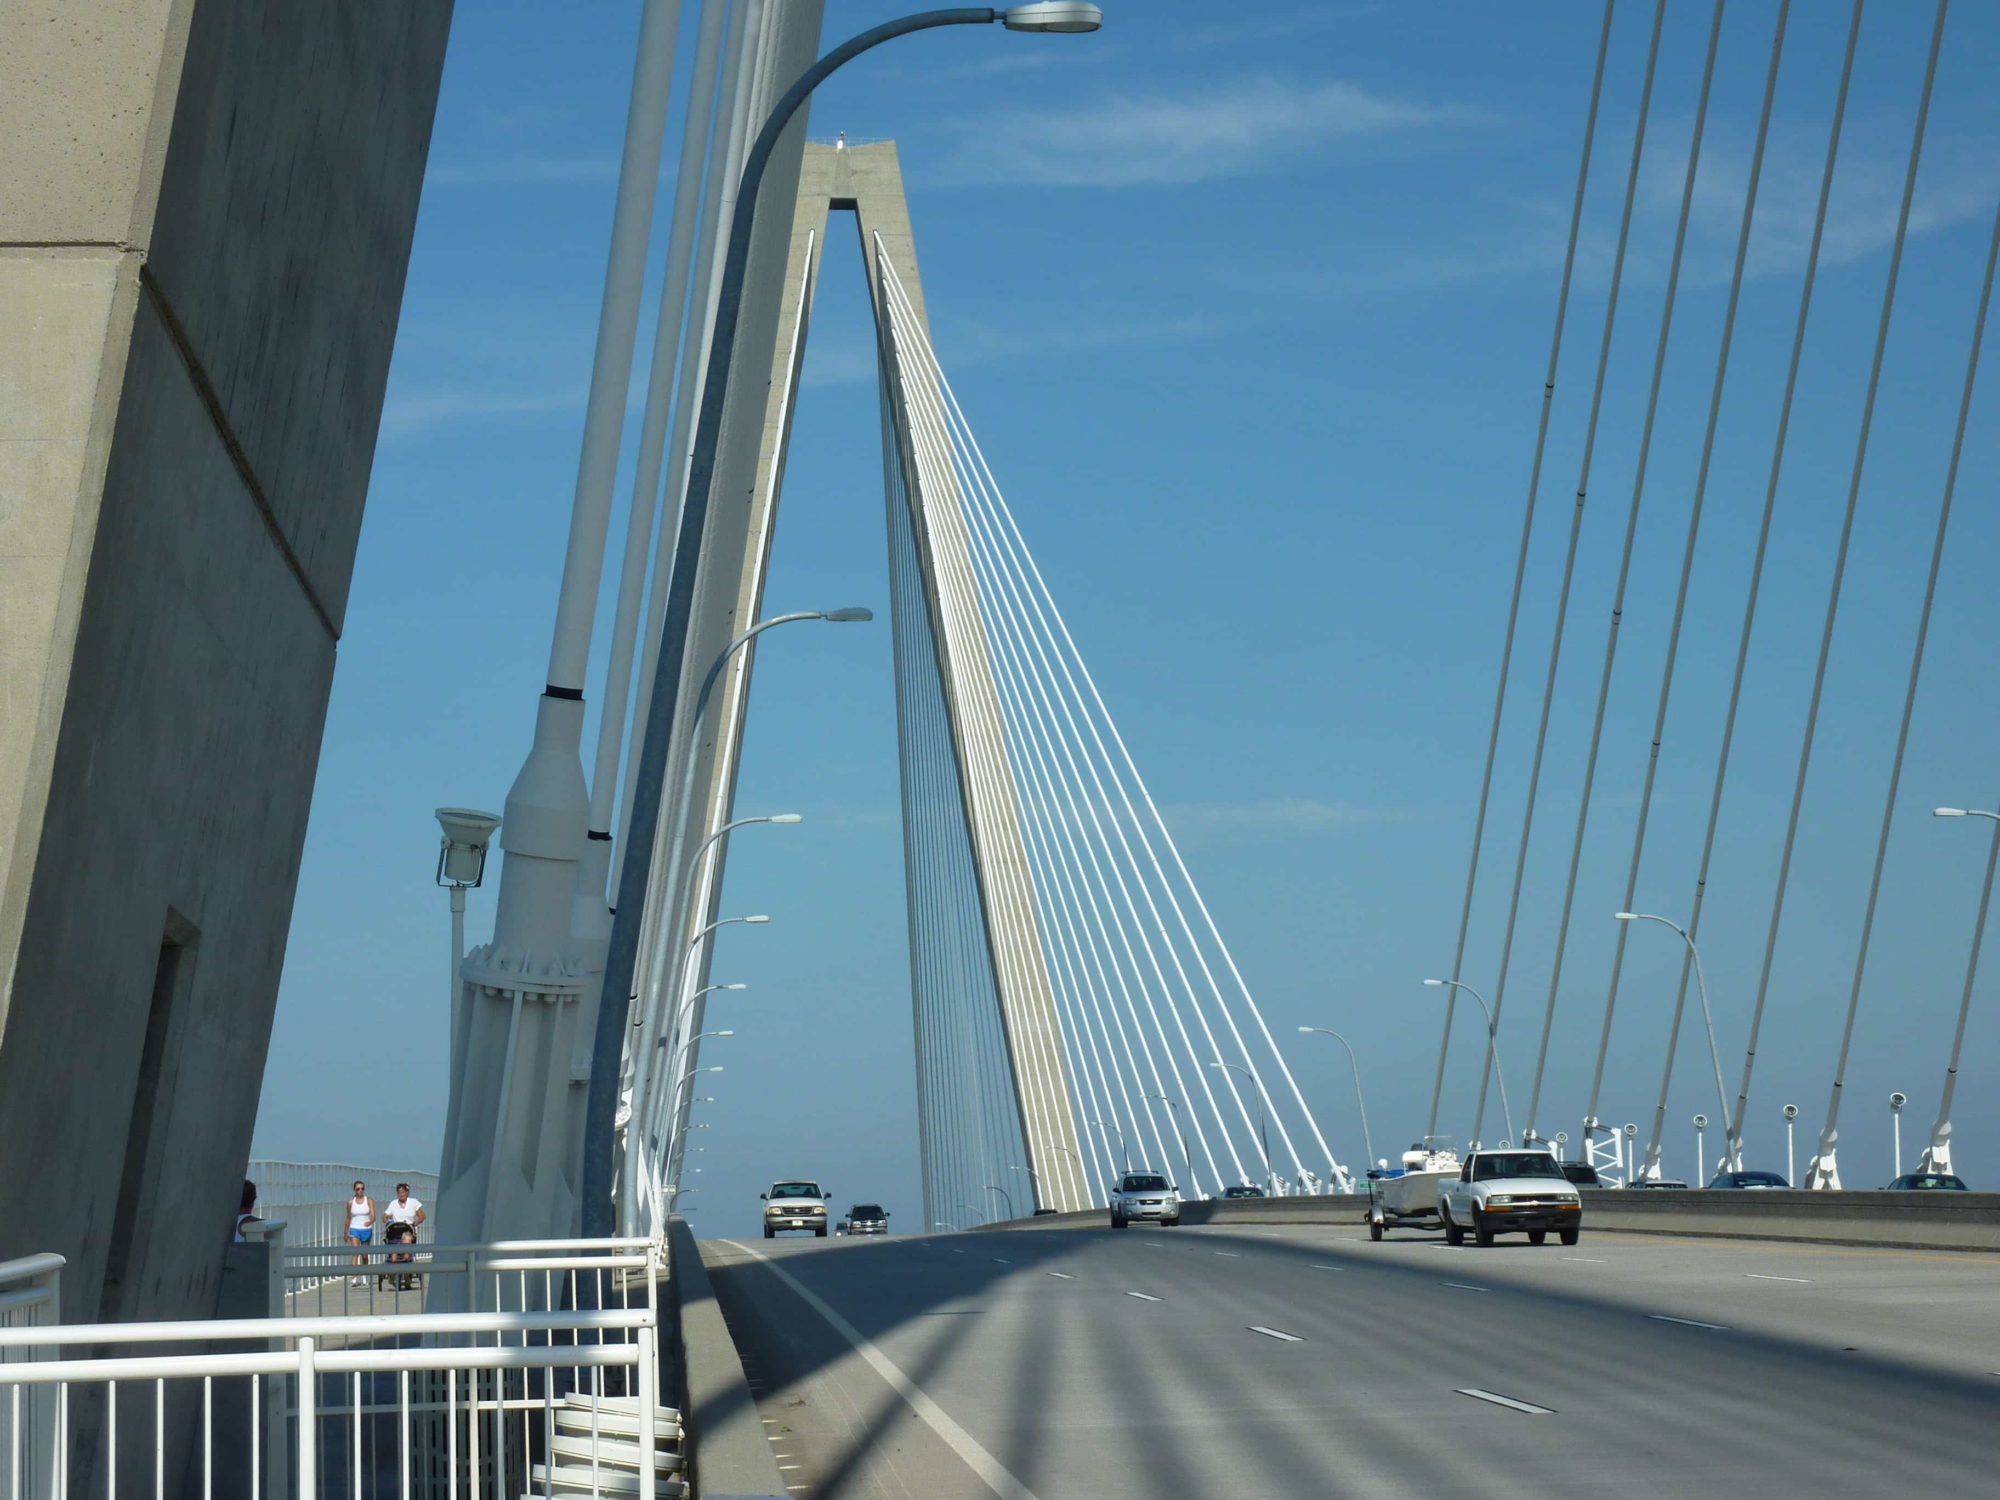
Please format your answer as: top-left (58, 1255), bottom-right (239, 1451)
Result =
top-left (1109, 1171), bottom-right (1181, 1228)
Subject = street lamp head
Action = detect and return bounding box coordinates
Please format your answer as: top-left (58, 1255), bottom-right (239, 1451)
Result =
top-left (1296, 1026), bottom-right (1312, 1034)
top-left (703, 1065), bottom-right (724, 1074)
top-left (1889, 1091), bottom-right (1907, 1111)
top-left (768, 813), bottom-right (804, 825)
top-left (1934, 807), bottom-right (1967, 817)
top-left (821, 606), bottom-right (874, 623)
top-left (713, 1030), bottom-right (736, 1038)
top-left (743, 915), bottom-right (771, 924)
top-left (1613, 911), bottom-right (1638, 921)
top-left (1000, 2), bottom-right (1104, 32)
top-left (1422, 978), bottom-right (1445, 988)
top-left (434, 807), bottom-right (503, 887)
top-left (721, 982), bottom-right (747, 992)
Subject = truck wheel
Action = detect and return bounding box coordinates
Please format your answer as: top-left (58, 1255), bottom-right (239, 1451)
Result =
top-left (1473, 1213), bottom-right (1495, 1248)
top-left (1528, 1230), bottom-right (1547, 1246)
top-left (763, 1225), bottom-right (774, 1239)
top-left (1110, 1214), bottom-right (1127, 1230)
top-left (1560, 1226), bottom-right (1581, 1247)
top-left (1443, 1209), bottom-right (1465, 1248)
top-left (817, 1225), bottom-right (828, 1238)
top-left (1369, 1219), bottom-right (1383, 1242)
top-left (1165, 1216), bottom-right (1181, 1227)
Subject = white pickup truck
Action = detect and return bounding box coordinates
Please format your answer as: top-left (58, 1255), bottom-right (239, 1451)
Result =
top-left (761, 1178), bottom-right (831, 1238)
top-left (1438, 1150), bottom-right (1583, 1247)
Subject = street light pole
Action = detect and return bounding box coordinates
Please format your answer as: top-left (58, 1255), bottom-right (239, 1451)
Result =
top-left (1211, 1062), bottom-right (1269, 1188)
top-left (1423, 980), bottom-right (1514, 1146)
top-left (581, 3), bottom-right (1104, 1240)
top-left (1783, 1104), bottom-right (1798, 1187)
top-left (984, 1184), bottom-right (1014, 1220)
top-left (1889, 1092), bottom-right (1906, 1178)
top-left (1143, 1093), bottom-right (1192, 1189)
top-left (1615, 913), bottom-right (1737, 1175)
top-left (1296, 1026), bottom-right (1374, 1171)
top-left (1089, 1117), bottom-right (1128, 1173)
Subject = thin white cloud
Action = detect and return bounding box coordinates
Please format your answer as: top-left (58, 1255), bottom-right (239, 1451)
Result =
top-left (942, 75), bottom-right (1490, 188)
top-left (1160, 798), bottom-right (1410, 837)
top-left (380, 386), bottom-right (583, 436)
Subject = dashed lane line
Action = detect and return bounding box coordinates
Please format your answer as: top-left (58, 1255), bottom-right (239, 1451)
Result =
top-left (1458, 1388), bottom-right (1554, 1415)
top-left (1047, 1271), bottom-right (1075, 1279)
top-left (1442, 1282), bottom-right (1489, 1292)
top-left (1310, 1264), bottom-right (1344, 1271)
top-left (1248, 1326), bottom-right (1304, 1343)
top-left (720, 1239), bottom-right (1048, 1500)
top-left (1125, 1291), bottom-right (1162, 1302)
top-left (992, 1258), bottom-right (1012, 1265)
top-left (1215, 1251), bottom-right (1241, 1258)
top-left (1744, 1273), bottom-right (1812, 1284)
top-left (1562, 1257), bottom-right (1605, 1264)
top-left (1649, 1314), bottom-right (1729, 1331)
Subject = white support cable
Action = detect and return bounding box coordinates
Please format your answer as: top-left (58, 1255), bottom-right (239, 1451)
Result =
top-left (1815, 24), bottom-right (1986, 1182)
top-left (1614, 0), bottom-right (1788, 1176)
top-left (1435, 0), bottom-right (1614, 1142)
top-left (900, 318), bottom-right (1088, 1208)
top-left (1671, 0), bottom-right (1863, 1167)
top-left (882, 261), bottom-right (1261, 1187)
top-left (881, 257), bottom-right (1335, 1187)
top-left (1748, 0), bottom-right (1946, 1185)
top-left (1529, 0), bottom-right (1724, 1168)
top-left (888, 301), bottom-right (1224, 1195)
top-left (888, 309), bottom-right (1074, 1207)
top-left (920, 377), bottom-right (1204, 1194)
top-left (881, 260), bottom-right (1238, 1186)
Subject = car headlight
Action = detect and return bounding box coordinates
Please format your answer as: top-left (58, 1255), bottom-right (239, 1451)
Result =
top-left (1487, 1194), bottom-right (1517, 1206)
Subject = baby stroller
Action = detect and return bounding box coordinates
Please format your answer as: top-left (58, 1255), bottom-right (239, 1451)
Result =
top-left (378, 1219), bottom-right (420, 1292)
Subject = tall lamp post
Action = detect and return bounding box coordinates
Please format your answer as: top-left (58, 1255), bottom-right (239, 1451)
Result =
top-left (582, 1), bottom-right (1105, 1241)
top-left (984, 1184), bottom-right (1014, 1220)
top-left (1923, 807), bottom-right (1999, 1175)
top-left (435, 809), bottom-right (501, 1172)
top-left (1782, 1104), bottom-right (1798, 1186)
top-left (1423, 980), bottom-right (1514, 1147)
top-left (1210, 1062), bottom-right (1270, 1188)
top-left (1889, 1092), bottom-right (1907, 1179)
top-left (1296, 1026), bottom-right (1374, 1172)
top-left (1614, 913), bottom-right (1737, 1176)
top-left (1143, 1093), bottom-right (1191, 1189)
top-left (1089, 1117), bottom-right (1128, 1173)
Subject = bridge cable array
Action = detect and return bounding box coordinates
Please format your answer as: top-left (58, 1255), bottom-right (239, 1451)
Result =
top-left (877, 244), bottom-right (1348, 1209)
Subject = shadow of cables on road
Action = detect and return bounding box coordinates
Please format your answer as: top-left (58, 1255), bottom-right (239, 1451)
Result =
top-left (699, 1225), bottom-right (2000, 1496)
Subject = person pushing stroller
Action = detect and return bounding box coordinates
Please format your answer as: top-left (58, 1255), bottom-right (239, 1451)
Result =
top-left (379, 1183), bottom-right (426, 1292)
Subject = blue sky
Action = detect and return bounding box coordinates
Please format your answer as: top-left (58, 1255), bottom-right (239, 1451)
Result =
top-left (257, 1), bottom-right (2000, 1233)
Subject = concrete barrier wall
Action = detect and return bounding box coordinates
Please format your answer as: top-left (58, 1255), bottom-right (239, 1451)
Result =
top-left (983, 1191), bottom-right (2000, 1253)
top-left (666, 1217), bottom-right (784, 1499)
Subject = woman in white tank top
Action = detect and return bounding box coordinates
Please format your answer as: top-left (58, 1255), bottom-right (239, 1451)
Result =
top-left (346, 1181), bottom-right (377, 1282)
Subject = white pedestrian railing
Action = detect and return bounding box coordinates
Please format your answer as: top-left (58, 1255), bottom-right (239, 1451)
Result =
top-left (248, 1161), bottom-right (441, 1251)
top-left (0, 1239), bottom-right (676, 1499)
top-left (0, 1253), bottom-right (63, 1497)
top-left (279, 1238), bottom-right (661, 1325)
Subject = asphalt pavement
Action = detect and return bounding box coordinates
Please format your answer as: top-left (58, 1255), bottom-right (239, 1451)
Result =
top-left (701, 1220), bottom-right (2000, 1498)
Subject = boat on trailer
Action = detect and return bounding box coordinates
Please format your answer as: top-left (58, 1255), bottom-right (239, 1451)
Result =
top-left (1366, 1140), bottom-right (1460, 1239)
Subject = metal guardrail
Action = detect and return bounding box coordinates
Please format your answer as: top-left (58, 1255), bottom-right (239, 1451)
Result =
top-left (979, 1190), bottom-right (2000, 1252)
top-left (0, 1238), bottom-right (675, 1498)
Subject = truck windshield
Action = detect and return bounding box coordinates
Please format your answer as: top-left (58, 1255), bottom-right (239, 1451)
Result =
top-left (1471, 1154), bottom-right (1558, 1182)
top-left (851, 1205), bottom-right (884, 1218)
top-left (771, 1182), bottom-right (821, 1198)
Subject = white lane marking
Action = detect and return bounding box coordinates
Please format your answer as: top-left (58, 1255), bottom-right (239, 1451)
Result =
top-left (1047, 1271), bottom-right (1075, 1279)
top-left (1215, 1251), bottom-right (1241, 1258)
top-left (1310, 1264), bottom-right (1344, 1271)
top-left (1744, 1273), bottom-right (1811, 1284)
top-left (1458, 1388), bottom-right (1554, 1415)
top-left (951, 1249), bottom-right (965, 1255)
top-left (779, 1463), bottom-right (801, 1470)
top-left (1442, 1282), bottom-right (1489, 1292)
top-left (1649, 1314), bottom-right (1729, 1331)
top-left (1125, 1291), bottom-right (1162, 1302)
top-left (992, 1258), bottom-right (1012, 1265)
top-left (1563, 1257), bottom-right (1605, 1264)
top-left (1248, 1325), bottom-right (1304, 1343)
top-left (720, 1239), bottom-right (1048, 1500)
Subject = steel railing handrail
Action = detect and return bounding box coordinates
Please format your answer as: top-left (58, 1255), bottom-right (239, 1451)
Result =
top-left (0, 1306), bottom-right (651, 1350)
top-left (281, 1250), bottom-right (652, 1271)
top-left (0, 1253), bottom-right (66, 1284)
top-left (0, 1340), bottom-right (643, 1386)
top-left (281, 1236), bottom-right (651, 1257)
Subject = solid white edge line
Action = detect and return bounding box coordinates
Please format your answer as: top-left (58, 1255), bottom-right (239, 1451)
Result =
top-left (1458, 1388), bottom-right (1554, 1415)
top-left (721, 1239), bottom-right (1047, 1500)
top-left (1248, 1325), bottom-right (1304, 1342)
top-left (1648, 1314), bottom-right (1729, 1330)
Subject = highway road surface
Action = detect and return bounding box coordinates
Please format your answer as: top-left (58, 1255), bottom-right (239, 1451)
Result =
top-left (702, 1220), bottom-right (2000, 1498)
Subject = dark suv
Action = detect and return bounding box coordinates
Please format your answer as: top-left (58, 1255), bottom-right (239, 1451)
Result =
top-left (1558, 1162), bottom-right (1609, 1190)
top-left (846, 1203), bottom-right (889, 1236)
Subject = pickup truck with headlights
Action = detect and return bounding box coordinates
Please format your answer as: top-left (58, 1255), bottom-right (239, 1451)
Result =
top-left (761, 1178), bottom-right (830, 1238)
top-left (1438, 1150), bottom-right (1582, 1247)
